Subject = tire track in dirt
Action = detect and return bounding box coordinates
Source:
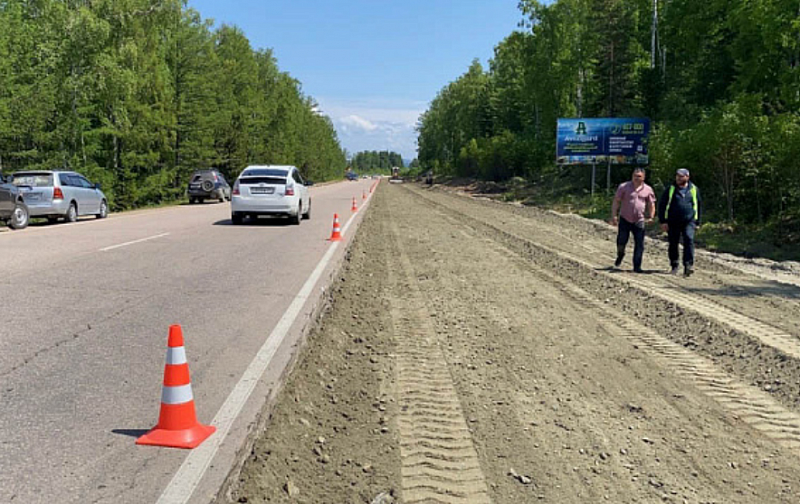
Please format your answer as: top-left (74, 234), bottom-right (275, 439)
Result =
top-left (515, 207), bottom-right (800, 342)
top-left (414, 186), bottom-right (800, 456)
top-left (531, 261), bottom-right (800, 454)
top-left (514, 218), bottom-right (800, 359)
top-left (629, 277), bottom-right (800, 360)
top-left (386, 217), bottom-right (492, 504)
top-left (530, 219), bottom-right (800, 316)
top-left (448, 190), bottom-right (800, 333)
top-left (409, 186), bottom-right (800, 367)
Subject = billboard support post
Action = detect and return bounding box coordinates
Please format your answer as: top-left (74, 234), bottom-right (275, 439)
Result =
top-left (606, 158), bottom-right (611, 194)
top-left (591, 163), bottom-right (596, 198)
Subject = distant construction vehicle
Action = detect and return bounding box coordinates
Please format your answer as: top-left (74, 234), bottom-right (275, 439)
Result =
top-left (390, 166), bottom-right (402, 184)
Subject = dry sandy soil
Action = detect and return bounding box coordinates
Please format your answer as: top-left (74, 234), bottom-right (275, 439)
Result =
top-left (223, 181), bottom-right (800, 504)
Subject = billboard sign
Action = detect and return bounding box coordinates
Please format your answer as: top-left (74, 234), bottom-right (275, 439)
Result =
top-left (556, 118), bottom-right (650, 165)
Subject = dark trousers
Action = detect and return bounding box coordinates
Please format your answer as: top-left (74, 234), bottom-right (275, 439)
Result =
top-left (617, 217), bottom-right (646, 271)
top-left (668, 221), bottom-right (696, 268)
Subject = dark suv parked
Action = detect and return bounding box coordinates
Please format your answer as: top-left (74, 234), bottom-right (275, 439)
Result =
top-left (0, 174), bottom-right (29, 230)
top-left (187, 169), bottom-right (231, 204)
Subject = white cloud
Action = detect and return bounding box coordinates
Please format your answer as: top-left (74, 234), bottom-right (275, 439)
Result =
top-left (316, 97), bottom-right (426, 161)
top-left (339, 114), bottom-right (378, 132)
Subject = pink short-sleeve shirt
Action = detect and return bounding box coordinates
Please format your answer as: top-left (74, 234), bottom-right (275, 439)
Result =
top-left (615, 181), bottom-right (655, 223)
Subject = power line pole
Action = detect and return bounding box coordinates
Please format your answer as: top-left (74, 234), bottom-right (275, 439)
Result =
top-left (651, 0), bottom-right (658, 70)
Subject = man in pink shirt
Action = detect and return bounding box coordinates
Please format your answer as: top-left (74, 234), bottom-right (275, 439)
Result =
top-left (611, 168), bottom-right (656, 273)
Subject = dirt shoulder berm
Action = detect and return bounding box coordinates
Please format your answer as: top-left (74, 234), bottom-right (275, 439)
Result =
top-left (226, 181), bottom-right (800, 504)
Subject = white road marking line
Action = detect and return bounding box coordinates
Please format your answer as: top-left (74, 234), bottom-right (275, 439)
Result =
top-left (156, 191), bottom-right (372, 503)
top-left (343, 200), bottom-right (365, 234)
top-left (99, 233), bottom-right (170, 252)
top-left (156, 211), bottom-right (361, 504)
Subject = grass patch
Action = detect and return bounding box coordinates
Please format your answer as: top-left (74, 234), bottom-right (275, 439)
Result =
top-left (698, 220), bottom-right (800, 262)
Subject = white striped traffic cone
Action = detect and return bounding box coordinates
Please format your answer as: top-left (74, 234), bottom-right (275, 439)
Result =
top-left (136, 325), bottom-right (216, 449)
top-left (328, 213), bottom-right (342, 241)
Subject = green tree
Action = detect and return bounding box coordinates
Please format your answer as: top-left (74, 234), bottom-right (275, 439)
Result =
top-left (0, 0), bottom-right (345, 209)
top-left (417, 0), bottom-right (800, 234)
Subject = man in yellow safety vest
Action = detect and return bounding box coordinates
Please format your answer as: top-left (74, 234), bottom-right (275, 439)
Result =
top-left (657, 168), bottom-right (702, 277)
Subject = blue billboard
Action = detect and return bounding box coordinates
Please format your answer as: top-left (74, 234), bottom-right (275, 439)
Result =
top-left (556, 118), bottom-right (650, 165)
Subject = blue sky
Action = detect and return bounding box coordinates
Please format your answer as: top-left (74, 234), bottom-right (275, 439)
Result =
top-left (187, 0), bottom-right (524, 161)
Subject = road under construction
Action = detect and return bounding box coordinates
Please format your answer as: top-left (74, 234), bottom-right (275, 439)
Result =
top-left (229, 180), bottom-right (800, 504)
top-left (3, 178), bottom-right (800, 504)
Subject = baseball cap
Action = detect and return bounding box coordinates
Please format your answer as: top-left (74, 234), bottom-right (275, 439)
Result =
top-left (676, 168), bottom-right (690, 176)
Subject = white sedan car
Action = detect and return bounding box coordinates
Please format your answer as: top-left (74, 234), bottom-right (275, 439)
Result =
top-left (230, 165), bottom-right (311, 225)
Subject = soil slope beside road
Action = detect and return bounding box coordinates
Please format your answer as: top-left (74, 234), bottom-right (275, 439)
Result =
top-left (227, 182), bottom-right (800, 503)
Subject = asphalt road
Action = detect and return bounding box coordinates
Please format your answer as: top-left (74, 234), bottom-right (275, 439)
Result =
top-left (0, 179), bottom-right (376, 504)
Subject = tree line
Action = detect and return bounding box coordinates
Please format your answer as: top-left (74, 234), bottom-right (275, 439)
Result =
top-left (350, 150), bottom-right (404, 173)
top-left (0, 0), bottom-right (346, 209)
top-left (417, 0), bottom-right (800, 234)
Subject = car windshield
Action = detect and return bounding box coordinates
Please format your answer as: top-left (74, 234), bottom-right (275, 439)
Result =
top-left (239, 176), bottom-right (286, 185)
top-left (12, 173), bottom-right (53, 187)
top-left (242, 169), bottom-right (288, 178)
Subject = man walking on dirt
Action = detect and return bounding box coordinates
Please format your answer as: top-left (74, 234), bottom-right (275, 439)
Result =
top-left (658, 168), bottom-right (702, 277)
top-left (611, 168), bottom-right (656, 273)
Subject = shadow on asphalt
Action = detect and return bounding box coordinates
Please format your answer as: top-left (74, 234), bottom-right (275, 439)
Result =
top-left (111, 429), bottom-right (150, 438)
top-left (25, 217), bottom-right (96, 227)
top-left (182, 200), bottom-right (228, 206)
top-left (213, 217), bottom-right (295, 227)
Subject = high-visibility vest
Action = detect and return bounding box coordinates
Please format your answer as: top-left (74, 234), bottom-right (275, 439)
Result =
top-left (665, 184), bottom-right (698, 221)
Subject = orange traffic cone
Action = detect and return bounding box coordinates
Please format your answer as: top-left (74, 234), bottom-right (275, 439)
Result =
top-left (137, 325), bottom-right (216, 449)
top-left (362, 190), bottom-right (367, 200)
top-left (351, 197), bottom-right (358, 212)
top-left (328, 213), bottom-right (342, 241)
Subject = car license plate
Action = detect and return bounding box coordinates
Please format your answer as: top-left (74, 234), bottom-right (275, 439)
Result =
top-left (24, 192), bottom-right (40, 201)
top-left (250, 187), bottom-right (274, 194)
top-left (189, 183), bottom-right (200, 189)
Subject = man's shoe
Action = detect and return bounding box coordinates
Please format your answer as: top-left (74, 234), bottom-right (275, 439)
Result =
top-left (614, 256), bottom-right (623, 268)
top-left (669, 266), bottom-right (680, 276)
top-left (633, 268), bottom-right (644, 274)
top-left (684, 265), bottom-right (694, 277)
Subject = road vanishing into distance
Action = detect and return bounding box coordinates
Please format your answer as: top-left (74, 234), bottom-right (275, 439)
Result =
top-left (0, 179), bottom-right (377, 504)
top-left (6, 179), bottom-right (800, 504)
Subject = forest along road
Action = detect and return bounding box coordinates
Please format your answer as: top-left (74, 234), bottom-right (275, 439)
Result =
top-left (0, 178), bottom-right (376, 504)
top-left (229, 181), bottom-right (800, 504)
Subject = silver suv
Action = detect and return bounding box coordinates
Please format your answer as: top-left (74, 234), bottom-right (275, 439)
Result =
top-left (12, 171), bottom-right (108, 223)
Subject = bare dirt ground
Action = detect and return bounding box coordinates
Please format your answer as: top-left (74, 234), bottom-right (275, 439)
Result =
top-left (225, 181), bottom-right (800, 504)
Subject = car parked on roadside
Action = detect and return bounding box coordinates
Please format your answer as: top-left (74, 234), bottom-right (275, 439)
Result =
top-left (11, 170), bottom-right (108, 223)
top-left (346, 171), bottom-right (358, 181)
top-left (0, 173), bottom-right (29, 230)
top-left (230, 165), bottom-right (312, 225)
top-left (187, 169), bottom-right (230, 204)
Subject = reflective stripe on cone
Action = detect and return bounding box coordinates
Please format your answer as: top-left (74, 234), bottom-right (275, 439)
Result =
top-left (329, 213), bottom-right (342, 241)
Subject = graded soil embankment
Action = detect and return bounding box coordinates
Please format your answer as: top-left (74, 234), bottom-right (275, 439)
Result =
top-left (227, 182), bottom-right (800, 504)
